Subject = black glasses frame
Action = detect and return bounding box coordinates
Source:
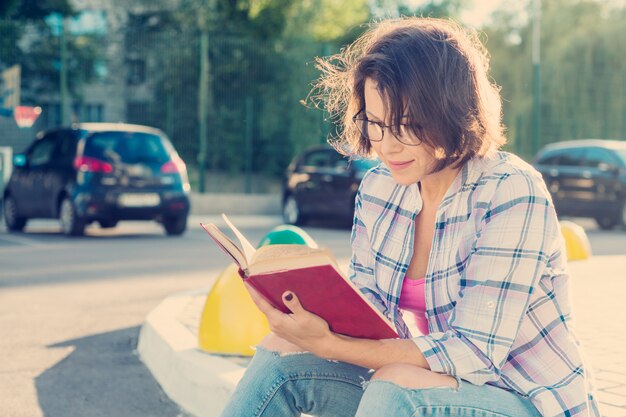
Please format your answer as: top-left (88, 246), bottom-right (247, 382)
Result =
top-left (352, 109), bottom-right (422, 147)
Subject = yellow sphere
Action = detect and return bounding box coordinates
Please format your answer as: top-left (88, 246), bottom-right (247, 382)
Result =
top-left (560, 220), bottom-right (592, 262)
top-left (198, 264), bottom-right (270, 356)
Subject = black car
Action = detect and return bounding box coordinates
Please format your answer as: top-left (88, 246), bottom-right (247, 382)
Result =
top-left (281, 146), bottom-right (378, 225)
top-left (533, 139), bottom-right (626, 230)
top-left (3, 123), bottom-right (191, 236)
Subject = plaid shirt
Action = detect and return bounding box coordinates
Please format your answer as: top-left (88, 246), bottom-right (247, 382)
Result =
top-left (349, 151), bottom-right (600, 417)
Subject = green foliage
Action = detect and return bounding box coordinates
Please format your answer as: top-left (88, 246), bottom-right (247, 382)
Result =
top-left (130, 0), bottom-right (371, 180)
top-left (0, 0), bottom-right (73, 20)
top-left (398, 0), bottom-right (466, 18)
top-left (483, 0), bottom-right (626, 159)
top-left (10, 0), bottom-right (623, 186)
top-left (284, 0), bottom-right (370, 42)
top-left (16, 21), bottom-right (106, 103)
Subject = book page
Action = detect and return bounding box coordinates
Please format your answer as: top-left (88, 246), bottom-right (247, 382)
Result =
top-left (200, 222), bottom-right (248, 270)
top-left (250, 245), bottom-right (336, 274)
top-left (222, 213), bottom-right (256, 263)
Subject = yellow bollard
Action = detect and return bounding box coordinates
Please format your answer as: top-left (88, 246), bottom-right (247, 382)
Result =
top-left (560, 220), bottom-right (592, 262)
top-left (198, 264), bottom-right (270, 356)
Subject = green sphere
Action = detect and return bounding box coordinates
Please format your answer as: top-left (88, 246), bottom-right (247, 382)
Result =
top-left (257, 225), bottom-right (318, 248)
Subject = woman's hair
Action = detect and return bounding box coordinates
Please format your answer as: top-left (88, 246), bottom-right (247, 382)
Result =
top-left (313, 17), bottom-right (506, 171)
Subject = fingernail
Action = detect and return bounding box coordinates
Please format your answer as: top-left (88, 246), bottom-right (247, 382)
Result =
top-left (284, 292), bottom-right (293, 301)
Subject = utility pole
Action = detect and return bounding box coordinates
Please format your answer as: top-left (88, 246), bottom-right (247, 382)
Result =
top-left (531, 0), bottom-right (542, 155)
top-left (197, 0), bottom-right (217, 193)
top-left (60, 16), bottom-right (68, 125)
top-left (198, 29), bottom-right (209, 193)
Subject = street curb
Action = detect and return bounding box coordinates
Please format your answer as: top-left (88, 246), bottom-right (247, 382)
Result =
top-left (139, 255), bottom-right (626, 417)
top-left (137, 289), bottom-right (246, 417)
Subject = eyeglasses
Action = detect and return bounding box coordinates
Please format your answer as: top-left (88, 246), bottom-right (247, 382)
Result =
top-left (352, 109), bottom-right (422, 146)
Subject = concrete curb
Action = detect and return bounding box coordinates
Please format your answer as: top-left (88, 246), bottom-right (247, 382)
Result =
top-left (137, 288), bottom-right (246, 417)
top-left (139, 255), bottom-right (626, 417)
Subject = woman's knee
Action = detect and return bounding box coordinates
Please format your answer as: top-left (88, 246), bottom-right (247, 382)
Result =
top-left (370, 363), bottom-right (457, 389)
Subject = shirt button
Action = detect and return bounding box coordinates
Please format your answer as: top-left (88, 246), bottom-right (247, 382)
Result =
top-left (487, 301), bottom-right (495, 309)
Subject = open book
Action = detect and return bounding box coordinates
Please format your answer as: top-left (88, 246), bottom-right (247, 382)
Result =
top-left (201, 214), bottom-right (399, 340)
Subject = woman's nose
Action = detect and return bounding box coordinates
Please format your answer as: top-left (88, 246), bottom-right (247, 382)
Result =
top-left (380, 128), bottom-right (404, 154)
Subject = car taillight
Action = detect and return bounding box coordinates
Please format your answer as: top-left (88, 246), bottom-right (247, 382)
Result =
top-left (73, 156), bottom-right (113, 173)
top-left (161, 157), bottom-right (186, 174)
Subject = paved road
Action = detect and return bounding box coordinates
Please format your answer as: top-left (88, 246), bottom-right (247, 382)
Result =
top-left (0, 215), bottom-right (623, 417)
top-left (0, 215), bottom-right (349, 417)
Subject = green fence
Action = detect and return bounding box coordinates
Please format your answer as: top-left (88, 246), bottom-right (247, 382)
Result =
top-left (2, 4), bottom-right (625, 192)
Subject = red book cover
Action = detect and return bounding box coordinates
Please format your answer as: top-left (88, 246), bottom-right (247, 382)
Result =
top-left (246, 264), bottom-right (398, 340)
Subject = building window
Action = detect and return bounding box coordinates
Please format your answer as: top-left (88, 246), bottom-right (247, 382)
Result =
top-left (41, 103), bottom-right (62, 127)
top-left (127, 59), bottom-right (146, 85)
top-left (71, 103), bottom-right (105, 122)
top-left (127, 101), bottom-right (150, 125)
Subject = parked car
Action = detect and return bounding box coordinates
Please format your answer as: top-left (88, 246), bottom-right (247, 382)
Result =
top-left (3, 123), bottom-right (191, 236)
top-left (282, 146), bottom-right (378, 225)
top-left (533, 139), bottom-right (626, 230)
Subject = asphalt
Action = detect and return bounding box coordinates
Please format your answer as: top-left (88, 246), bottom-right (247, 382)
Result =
top-left (138, 249), bottom-right (626, 417)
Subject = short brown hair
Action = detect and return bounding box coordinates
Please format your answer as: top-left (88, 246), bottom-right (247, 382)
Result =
top-left (313, 17), bottom-right (505, 171)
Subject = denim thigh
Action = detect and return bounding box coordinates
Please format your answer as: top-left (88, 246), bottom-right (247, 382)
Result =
top-left (355, 378), bottom-right (542, 417)
top-left (220, 347), bottom-right (372, 417)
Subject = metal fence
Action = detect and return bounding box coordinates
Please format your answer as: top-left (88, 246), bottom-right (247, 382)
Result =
top-left (0, 19), bottom-right (335, 192)
top-left (1, 15), bottom-right (625, 192)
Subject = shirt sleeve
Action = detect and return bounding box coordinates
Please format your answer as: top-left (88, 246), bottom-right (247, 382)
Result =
top-left (412, 172), bottom-right (562, 385)
top-left (348, 184), bottom-right (389, 316)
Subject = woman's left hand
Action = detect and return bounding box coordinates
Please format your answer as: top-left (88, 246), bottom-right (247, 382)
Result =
top-left (244, 282), bottom-right (334, 356)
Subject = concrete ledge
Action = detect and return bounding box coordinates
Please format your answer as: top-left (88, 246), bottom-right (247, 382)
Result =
top-left (138, 255), bottom-right (626, 417)
top-left (190, 193), bottom-right (281, 216)
top-left (137, 289), bottom-right (246, 417)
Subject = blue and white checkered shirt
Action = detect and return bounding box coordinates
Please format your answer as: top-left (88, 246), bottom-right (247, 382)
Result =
top-left (349, 151), bottom-right (600, 417)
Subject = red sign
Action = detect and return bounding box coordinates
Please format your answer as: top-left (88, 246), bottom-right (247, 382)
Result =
top-left (13, 105), bottom-right (42, 128)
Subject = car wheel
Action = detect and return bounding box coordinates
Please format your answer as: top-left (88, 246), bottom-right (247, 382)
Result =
top-left (3, 196), bottom-right (27, 232)
top-left (282, 194), bottom-right (306, 225)
top-left (595, 214), bottom-right (619, 231)
top-left (98, 219), bottom-right (118, 229)
top-left (60, 197), bottom-right (86, 236)
top-left (163, 215), bottom-right (187, 236)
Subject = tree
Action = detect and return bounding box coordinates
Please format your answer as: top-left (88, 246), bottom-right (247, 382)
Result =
top-left (397, 0), bottom-right (466, 19)
top-left (0, 0), bottom-right (72, 20)
top-left (483, 0), bottom-right (626, 158)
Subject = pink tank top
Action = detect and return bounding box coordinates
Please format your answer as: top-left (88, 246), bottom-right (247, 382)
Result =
top-left (399, 277), bottom-right (429, 335)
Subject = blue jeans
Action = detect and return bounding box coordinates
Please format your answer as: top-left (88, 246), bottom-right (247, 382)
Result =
top-left (220, 347), bottom-right (542, 417)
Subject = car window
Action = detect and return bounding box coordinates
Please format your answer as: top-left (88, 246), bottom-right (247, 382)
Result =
top-left (536, 150), bottom-right (562, 165)
top-left (53, 131), bottom-right (78, 165)
top-left (557, 148), bottom-right (585, 167)
top-left (582, 147), bottom-right (620, 169)
top-left (301, 150), bottom-right (339, 168)
top-left (615, 149), bottom-right (626, 166)
top-left (28, 137), bottom-right (56, 167)
top-left (84, 131), bottom-right (170, 164)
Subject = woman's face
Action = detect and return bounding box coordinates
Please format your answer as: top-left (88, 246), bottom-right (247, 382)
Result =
top-left (364, 78), bottom-right (440, 186)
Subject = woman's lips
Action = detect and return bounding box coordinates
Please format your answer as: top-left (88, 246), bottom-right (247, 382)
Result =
top-left (387, 160), bottom-right (413, 170)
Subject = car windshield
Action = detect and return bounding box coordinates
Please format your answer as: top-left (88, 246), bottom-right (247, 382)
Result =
top-left (351, 158), bottom-right (379, 172)
top-left (615, 149), bottom-right (626, 166)
top-left (84, 131), bottom-right (170, 164)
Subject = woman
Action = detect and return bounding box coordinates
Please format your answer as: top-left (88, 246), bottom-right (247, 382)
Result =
top-left (221, 17), bottom-right (600, 417)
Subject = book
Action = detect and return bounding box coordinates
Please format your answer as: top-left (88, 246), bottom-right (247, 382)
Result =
top-left (200, 214), bottom-right (399, 340)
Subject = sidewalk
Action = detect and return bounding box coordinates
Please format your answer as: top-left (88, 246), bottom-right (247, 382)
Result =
top-left (138, 254), bottom-right (626, 417)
